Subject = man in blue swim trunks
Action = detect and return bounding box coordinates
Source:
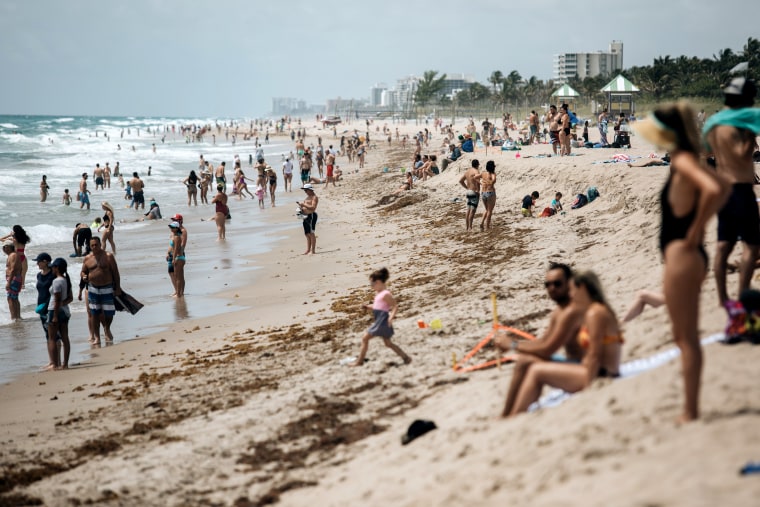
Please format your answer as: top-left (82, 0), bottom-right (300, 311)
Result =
top-left (494, 262), bottom-right (585, 417)
top-left (81, 237), bottom-right (121, 344)
top-left (78, 173), bottom-right (90, 210)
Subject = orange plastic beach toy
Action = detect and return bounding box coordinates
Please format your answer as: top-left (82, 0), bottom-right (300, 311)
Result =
top-left (453, 293), bottom-right (536, 373)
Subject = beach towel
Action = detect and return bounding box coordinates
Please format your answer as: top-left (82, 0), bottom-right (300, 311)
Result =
top-left (702, 107), bottom-right (760, 151)
top-left (612, 153), bottom-right (631, 162)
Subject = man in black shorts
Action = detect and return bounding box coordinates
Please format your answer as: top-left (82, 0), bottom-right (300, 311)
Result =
top-left (73, 223), bottom-right (92, 257)
top-left (704, 77), bottom-right (760, 307)
top-left (459, 159), bottom-right (481, 231)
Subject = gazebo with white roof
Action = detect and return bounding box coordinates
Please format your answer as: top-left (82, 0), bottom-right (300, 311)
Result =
top-left (551, 84), bottom-right (580, 111)
top-left (600, 74), bottom-right (640, 114)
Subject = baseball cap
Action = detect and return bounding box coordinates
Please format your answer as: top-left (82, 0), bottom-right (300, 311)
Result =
top-left (723, 77), bottom-right (756, 107)
top-left (171, 213), bottom-right (183, 222)
top-left (50, 257), bottom-right (67, 270)
top-left (33, 252), bottom-right (52, 262)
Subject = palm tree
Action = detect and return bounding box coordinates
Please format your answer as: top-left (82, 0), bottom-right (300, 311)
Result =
top-left (414, 70), bottom-right (447, 110)
top-left (489, 71), bottom-right (504, 94)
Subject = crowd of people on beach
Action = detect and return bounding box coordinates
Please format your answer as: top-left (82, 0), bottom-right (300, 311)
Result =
top-left (5, 78), bottom-right (760, 429)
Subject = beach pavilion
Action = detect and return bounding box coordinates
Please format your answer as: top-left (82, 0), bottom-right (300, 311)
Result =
top-left (551, 83), bottom-right (581, 111)
top-left (601, 74), bottom-right (640, 114)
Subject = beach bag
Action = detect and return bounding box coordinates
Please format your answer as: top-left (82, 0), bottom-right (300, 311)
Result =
top-left (539, 207), bottom-right (556, 218)
top-left (570, 194), bottom-right (588, 209)
top-left (587, 186), bottom-right (600, 202)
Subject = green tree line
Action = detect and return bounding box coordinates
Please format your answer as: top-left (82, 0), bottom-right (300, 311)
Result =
top-left (412, 37), bottom-right (758, 115)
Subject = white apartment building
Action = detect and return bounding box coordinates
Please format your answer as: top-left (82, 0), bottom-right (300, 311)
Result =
top-left (553, 41), bottom-right (623, 83)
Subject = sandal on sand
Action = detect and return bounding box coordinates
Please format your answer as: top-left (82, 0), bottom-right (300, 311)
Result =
top-left (401, 419), bottom-right (437, 445)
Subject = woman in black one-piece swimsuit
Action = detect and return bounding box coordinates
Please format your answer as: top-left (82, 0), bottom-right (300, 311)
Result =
top-left (637, 103), bottom-right (728, 423)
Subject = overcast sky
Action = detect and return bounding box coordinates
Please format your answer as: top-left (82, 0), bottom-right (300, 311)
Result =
top-left (0, 0), bottom-right (755, 117)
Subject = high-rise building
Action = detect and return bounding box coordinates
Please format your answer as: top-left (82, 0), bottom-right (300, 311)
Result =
top-left (553, 41), bottom-right (623, 83)
top-left (271, 97), bottom-right (307, 115)
top-left (370, 83), bottom-right (387, 107)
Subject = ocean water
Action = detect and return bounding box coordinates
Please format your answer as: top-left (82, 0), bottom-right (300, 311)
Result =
top-left (0, 115), bottom-right (299, 382)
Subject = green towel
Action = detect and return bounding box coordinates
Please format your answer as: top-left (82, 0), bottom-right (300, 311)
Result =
top-left (702, 107), bottom-right (760, 150)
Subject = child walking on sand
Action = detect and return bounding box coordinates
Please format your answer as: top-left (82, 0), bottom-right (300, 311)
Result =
top-left (351, 268), bottom-right (412, 366)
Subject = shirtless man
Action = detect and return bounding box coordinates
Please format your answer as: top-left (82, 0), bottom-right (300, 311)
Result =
top-left (546, 105), bottom-right (560, 155)
top-left (79, 173), bottom-right (91, 210)
top-left (325, 150), bottom-right (336, 187)
top-left (459, 159), bottom-right (481, 232)
top-left (493, 262), bottom-right (585, 417)
top-left (704, 78), bottom-right (760, 308)
top-left (93, 163), bottom-right (105, 191)
top-left (529, 111), bottom-right (539, 144)
top-left (215, 161), bottom-right (226, 193)
top-left (72, 223), bottom-right (93, 257)
top-left (104, 162), bottom-right (111, 189)
top-left (4, 243), bottom-right (21, 321)
top-left (81, 237), bottom-right (121, 344)
top-left (129, 172), bottom-right (145, 210)
top-left (298, 184), bottom-right (319, 255)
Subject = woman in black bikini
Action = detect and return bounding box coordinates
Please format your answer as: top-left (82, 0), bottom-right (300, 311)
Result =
top-left (183, 170), bottom-right (199, 206)
top-left (635, 102), bottom-right (728, 422)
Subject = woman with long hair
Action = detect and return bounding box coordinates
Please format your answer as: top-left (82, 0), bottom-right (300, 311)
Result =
top-left (508, 271), bottom-right (622, 416)
top-left (479, 160), bottom-right (497, 231)
top-left (184, 170), bottom-right (199, 206)
top-left (47, 258), bottom-right (73, 370)
top-left (100, 202), bottom-right (116, 254)
top-left (635, 102), bottom-right (728, 422)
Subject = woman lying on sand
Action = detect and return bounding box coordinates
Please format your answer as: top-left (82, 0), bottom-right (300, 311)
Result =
top-left (508, 271), bottom-right (622, 416)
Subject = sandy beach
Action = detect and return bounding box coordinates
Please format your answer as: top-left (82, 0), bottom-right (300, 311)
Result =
top-left (1, 118), bottom-right (759, 506)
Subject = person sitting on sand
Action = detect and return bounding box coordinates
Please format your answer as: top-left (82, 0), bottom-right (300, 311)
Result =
top-left (506, 270), bottom-right (623, 416)
top-left (440, 144), bottom-right (462, 172)
top-left (351, 268), bottom-right (411, 367)
top-left (550, 192), bottom-right (563, 212)
top-left (494, 262), bottom-right (585, 417)
top-left (394, 172), bottom-right (414, 195)
top-left (521, 191), bottom-right (539, 217)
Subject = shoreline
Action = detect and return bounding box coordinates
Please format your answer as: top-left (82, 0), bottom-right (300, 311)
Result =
top-left (1, 120), bottom-right (758, 506)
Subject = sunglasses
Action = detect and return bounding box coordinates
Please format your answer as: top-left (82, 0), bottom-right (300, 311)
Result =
top-left (544, 280), bottom-right (564, 288)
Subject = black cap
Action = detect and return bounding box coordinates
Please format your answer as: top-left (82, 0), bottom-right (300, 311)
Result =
top-left (33, 252), bottom-right (52, 262)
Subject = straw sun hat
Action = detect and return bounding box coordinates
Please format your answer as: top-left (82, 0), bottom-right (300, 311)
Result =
top-left (633, 113), bottom-right (678, 151)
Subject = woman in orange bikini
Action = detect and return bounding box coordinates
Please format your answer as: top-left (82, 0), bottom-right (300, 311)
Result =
top-left (509, 270), bottom-right (622, 416)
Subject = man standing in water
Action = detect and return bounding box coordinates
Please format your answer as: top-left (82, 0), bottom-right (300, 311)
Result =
top-left (81, 237), bottom-right (121, 344)
top-left (130, 172), bottom-right (145, 210)
top-left (215, 161), bottom-right (227, 193)
top-left (705, 78), bottom-right (760, 308)
top-left (459, 159), bottom-right (481, 232)
top-left (93, 163), bottom-right (105, 191)
top-left (79, 173), bottom-right (90, 210)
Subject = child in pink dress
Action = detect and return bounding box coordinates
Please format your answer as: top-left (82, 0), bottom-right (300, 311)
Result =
top-left (351, 268), bottom-right (412, 366)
